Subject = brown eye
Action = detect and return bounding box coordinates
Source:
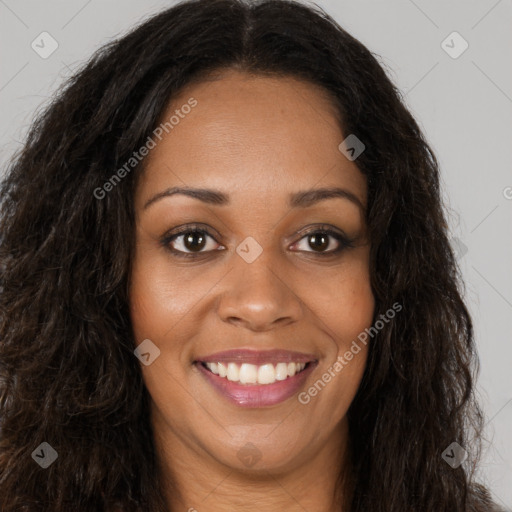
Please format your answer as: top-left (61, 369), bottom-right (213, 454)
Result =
top-left (165, 228), bottom-right (222, 257)
top-left (293, 228), bottom-right (353, 255)
top-left (182, 231), bottom-right (207, 252)
top-left (296, 231), bottom-right (345, 254)
top-left (307, 232), bottom-right (330, 252)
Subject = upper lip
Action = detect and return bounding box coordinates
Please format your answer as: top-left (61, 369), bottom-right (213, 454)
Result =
top-left (196, 349), bottom-right (317, 365)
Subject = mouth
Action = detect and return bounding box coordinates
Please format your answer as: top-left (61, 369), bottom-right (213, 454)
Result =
top-left (199, 360), bottom-right (311, 385)
top-left (194, 349), bottom-right (318, 407)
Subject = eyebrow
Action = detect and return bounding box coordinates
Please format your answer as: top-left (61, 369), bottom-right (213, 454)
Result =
top-left (143, 186), bottom-right (365, 211)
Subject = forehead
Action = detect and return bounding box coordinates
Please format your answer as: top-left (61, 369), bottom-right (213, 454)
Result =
top-left (136, 70), bottom-right (366, 209)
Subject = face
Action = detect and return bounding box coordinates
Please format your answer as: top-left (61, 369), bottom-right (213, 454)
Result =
top-left (129, 69), bottom-right (374, 475)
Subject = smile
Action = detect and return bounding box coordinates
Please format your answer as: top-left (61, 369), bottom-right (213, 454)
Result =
top-left (202, 361), bottom-right (308, 385)
top-left (195, 349), bottom-right (318, 407)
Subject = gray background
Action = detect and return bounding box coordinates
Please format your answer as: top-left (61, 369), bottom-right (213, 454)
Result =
top-left (0, 0), bottom-right (511, 507)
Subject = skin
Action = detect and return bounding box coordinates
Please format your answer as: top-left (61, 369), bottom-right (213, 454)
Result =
top-left (129, 69), bottom-right (375, 512)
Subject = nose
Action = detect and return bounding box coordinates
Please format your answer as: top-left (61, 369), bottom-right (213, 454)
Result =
top-left (216, 247), bottom-right (303, 332)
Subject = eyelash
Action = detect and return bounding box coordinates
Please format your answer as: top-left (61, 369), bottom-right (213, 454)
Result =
top-left (161, 223), bottom-right (356, 259)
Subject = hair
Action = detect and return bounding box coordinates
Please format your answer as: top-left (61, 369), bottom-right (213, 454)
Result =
top-left (0, 0), bottom-right (502, 510)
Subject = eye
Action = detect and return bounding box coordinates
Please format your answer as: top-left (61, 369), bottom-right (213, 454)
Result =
top-left (161, 223), bottom-right (355, 259)
top-left (291, 226), bottom-right (355, 256)
top-left (162, 224), bottom-right (223, 258)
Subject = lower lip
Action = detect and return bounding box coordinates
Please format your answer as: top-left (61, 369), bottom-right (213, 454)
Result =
top-left (196, 362), bottom-right (317, 408)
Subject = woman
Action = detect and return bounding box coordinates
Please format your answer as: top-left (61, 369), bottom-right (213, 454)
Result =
top-left (0, 0), bottom-right (506, 510)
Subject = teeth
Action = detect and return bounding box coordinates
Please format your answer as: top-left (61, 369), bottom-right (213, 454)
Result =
top-left (227, 362), bottom-right (239, 382)
top-left (239, 363), bottom-right (258, 384)
top-left (257, 364), bottom-right (275, 384)
top-left (275, 362), bottom-right (288, 381)
top-left (203, 361), bottom-right (307, 385)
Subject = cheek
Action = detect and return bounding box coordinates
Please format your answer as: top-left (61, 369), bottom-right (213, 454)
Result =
top-left (307, 255), bottom-right (375, 350)
top-left (302, 259), bottom-right (374, 406)
top-left (128, 253), bottom-right (198, 418)
top-left (333, 278), bottom-right (375, 351)
top-left (128, 247), bottom-right (204, 342)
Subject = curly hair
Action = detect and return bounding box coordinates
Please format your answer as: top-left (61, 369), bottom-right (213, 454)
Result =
top-left (0, 0), bottom-right (502, 510)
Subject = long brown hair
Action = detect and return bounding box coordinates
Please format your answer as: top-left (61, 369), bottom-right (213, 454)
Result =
top-left (0, 0), bottom-right (500, 510)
